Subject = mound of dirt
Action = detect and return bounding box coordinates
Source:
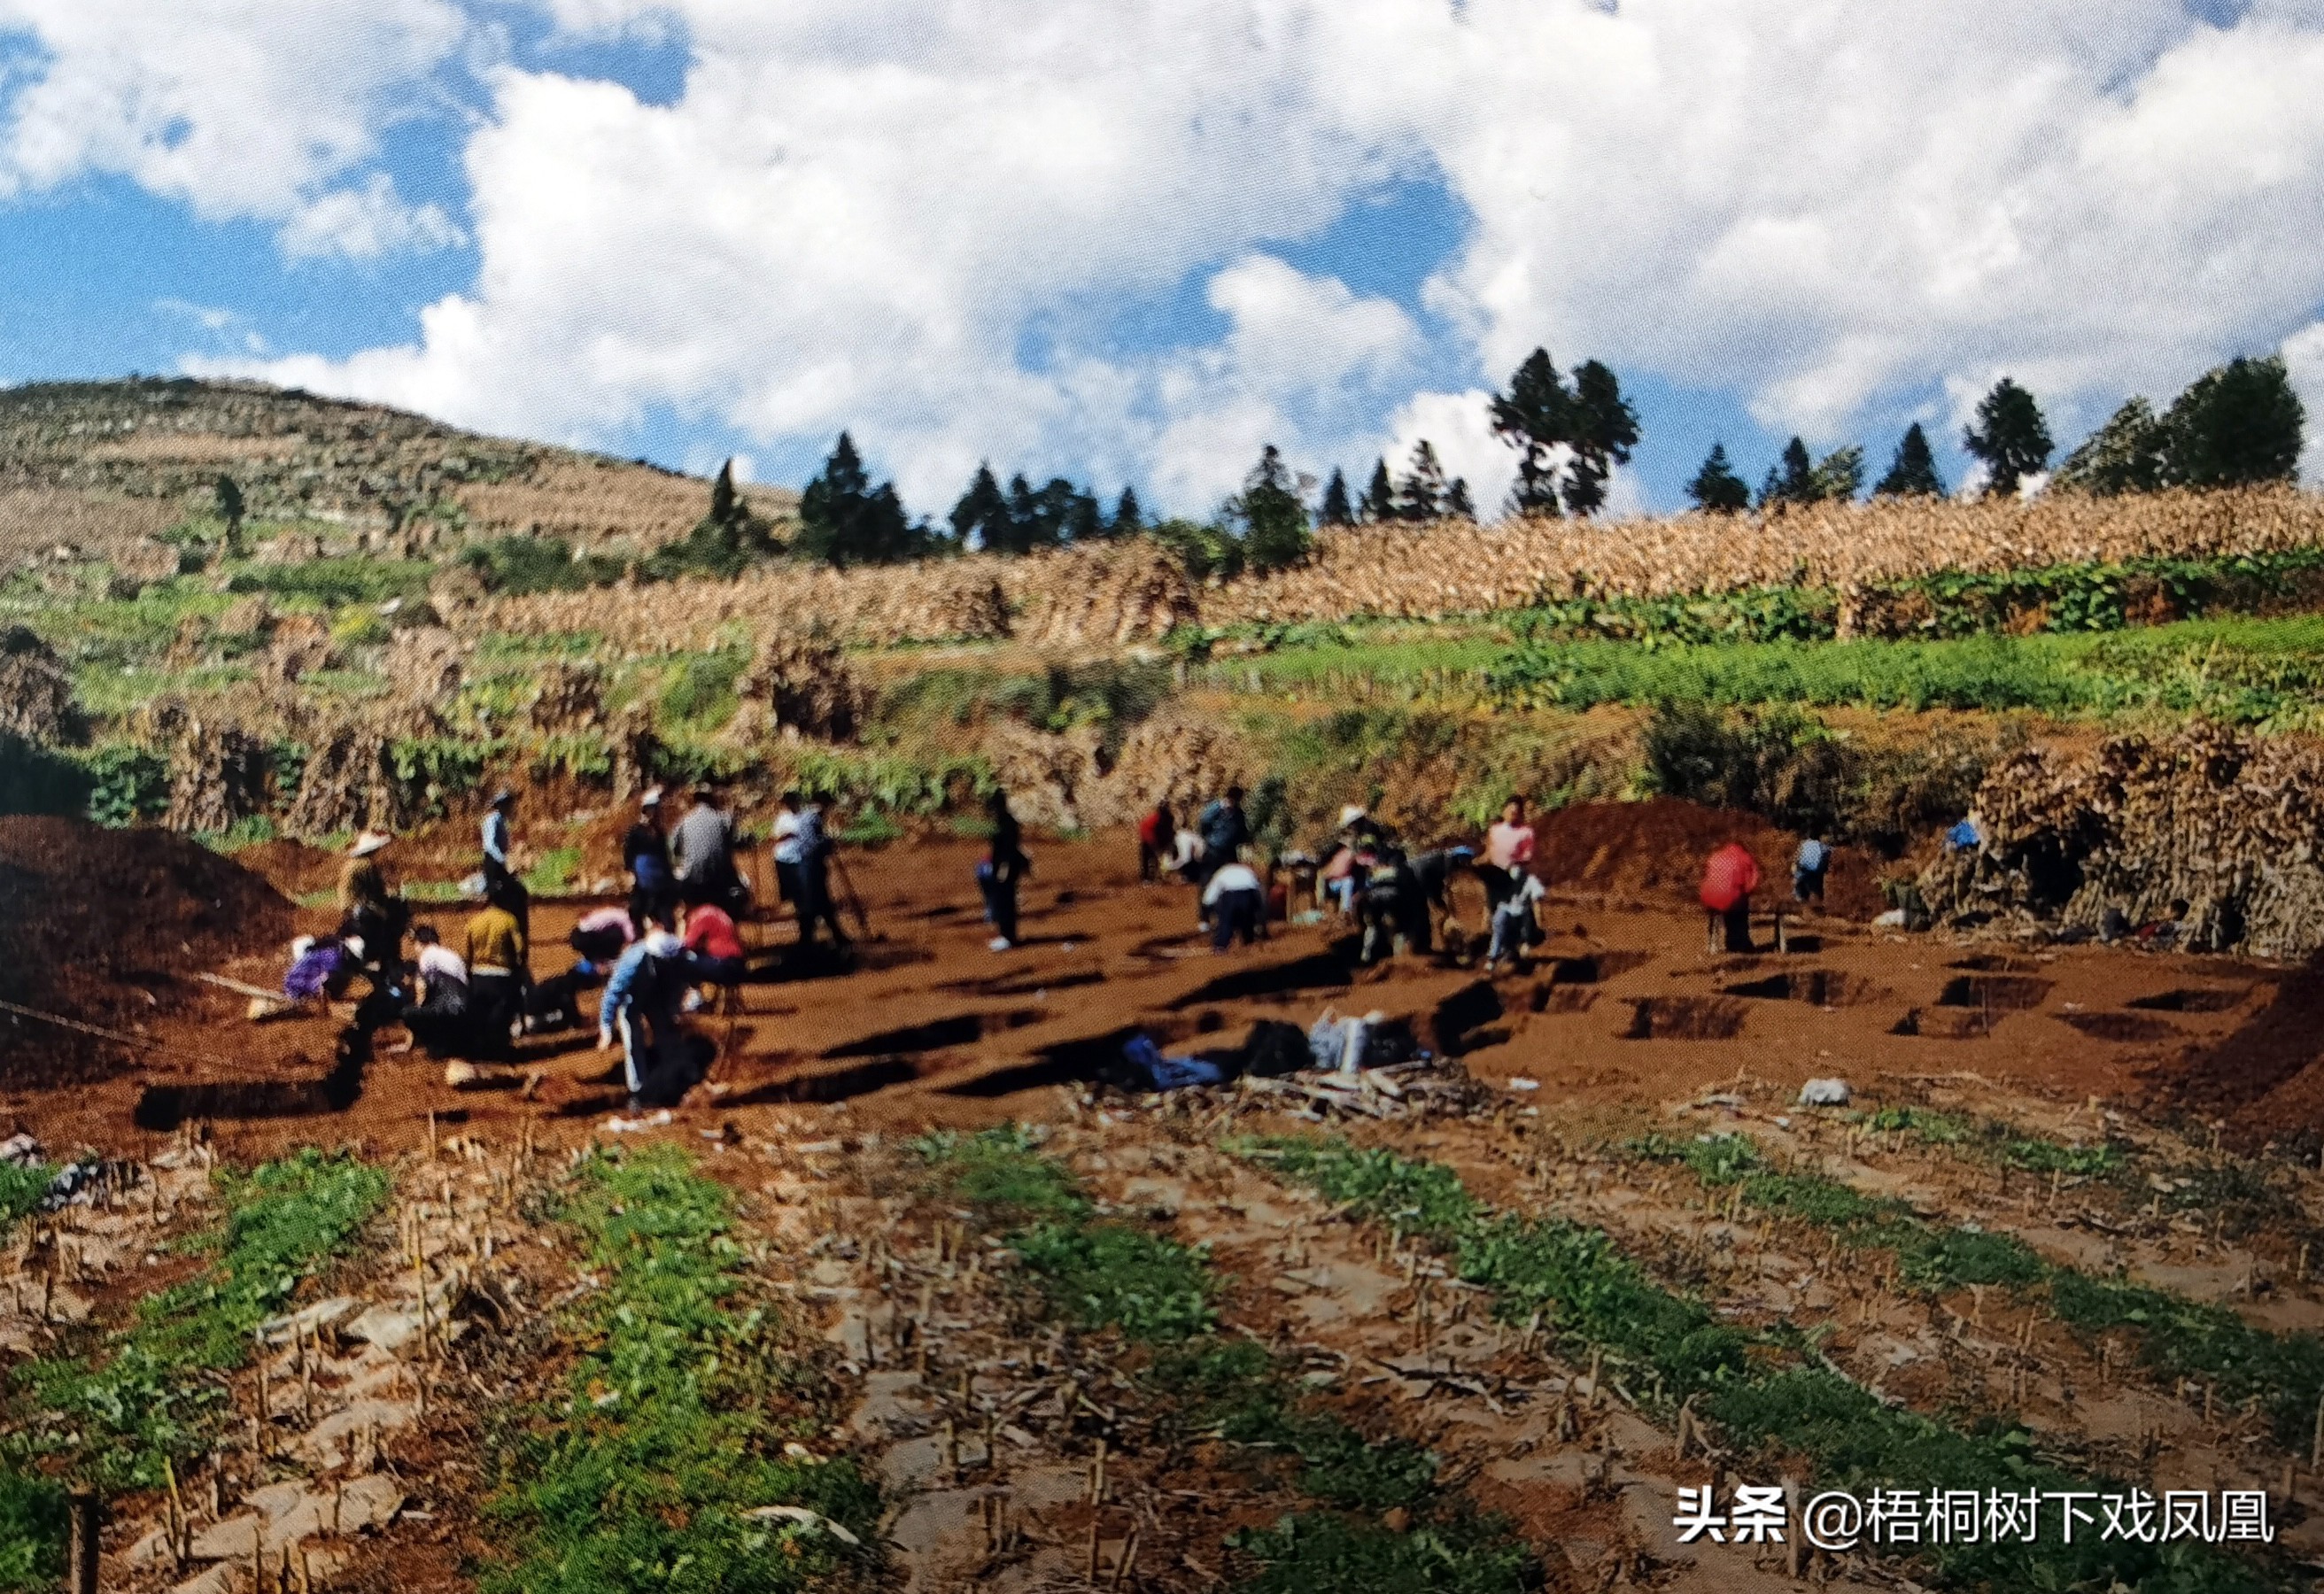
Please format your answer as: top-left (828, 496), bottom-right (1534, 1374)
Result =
top-left (1534, 799), bottom-right (1886, 920)
top-left (233, 837), bottom-right (347, 901)
top-left (0, 817), bottom-right (294, 1080)
top-left (2150, 955), bottom-right (2322, 1144)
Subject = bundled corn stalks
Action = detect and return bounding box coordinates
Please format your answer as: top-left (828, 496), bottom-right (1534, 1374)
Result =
top-left (384, 625), bottom-right (464, 704)
top-left (160, 718), bottom-right (271, 834)
top-left (474, 487), bottom-right (2324, 648)
top-left (980, 720), bottom-right (1104, 832)
top-left (1079, 710), bottom-right (1257, 831)
top-left (0, 626), bottom-right (83, 745)
top-left (728, 632), bottom-right (867, 744)
top-left (523, 658), bottom-right (604, 737)
top-left (1917, 723), bottom-right (2324, 957)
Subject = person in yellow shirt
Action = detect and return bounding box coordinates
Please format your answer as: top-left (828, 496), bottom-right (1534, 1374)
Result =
top-left (462, 886), bottom-right (528, 1056)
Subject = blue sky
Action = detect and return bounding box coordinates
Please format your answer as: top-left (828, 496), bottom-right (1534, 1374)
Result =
top-left (3, 1), bottom-right (2321, 518)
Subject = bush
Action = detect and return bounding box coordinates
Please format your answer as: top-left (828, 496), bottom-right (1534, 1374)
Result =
top-left (461, 536), bottom-right (626, 596)
top-left (0, 733), bottom-right (94, 818)
top-left (80, 743), bottom-right (169, 826)
top-left (225, 557), bottom-right (432, 608)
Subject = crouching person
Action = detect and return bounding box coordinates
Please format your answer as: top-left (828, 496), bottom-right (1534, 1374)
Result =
top-left (598, 925), bottom-right (699, 1110)
top-left (1202, 850), bottom-right (1267, 952)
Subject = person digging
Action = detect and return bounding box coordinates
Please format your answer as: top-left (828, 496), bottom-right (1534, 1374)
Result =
top-left (1701, 841), bottom-right (1762, 954)
top-left (598, 919), bottom-right (700, 1110)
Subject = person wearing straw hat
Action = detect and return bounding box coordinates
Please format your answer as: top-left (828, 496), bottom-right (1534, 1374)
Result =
top-left (337, 832), bottom-right (406, 976)
top-left (622, 786), bottom-right (677, 934)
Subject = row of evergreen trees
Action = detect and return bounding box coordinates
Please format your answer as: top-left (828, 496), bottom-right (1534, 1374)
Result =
top-left (783, 351), bottom-right (2305, 567)
top-left (1684, 354), bottom-right (2305, 514)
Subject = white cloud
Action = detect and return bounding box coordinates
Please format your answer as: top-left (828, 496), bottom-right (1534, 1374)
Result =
top-left (54, 0), bottom-right (2324, 512)
top-left (281, 173), bottom-right (463, 260)
top-left (2283, 321), bottom-right (2324, 485)
top-left (0, 0), bottom-right (468, 248)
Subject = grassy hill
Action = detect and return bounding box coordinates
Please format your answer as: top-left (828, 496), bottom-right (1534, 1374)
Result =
top-left (0, 376), bottom-right (796, 571)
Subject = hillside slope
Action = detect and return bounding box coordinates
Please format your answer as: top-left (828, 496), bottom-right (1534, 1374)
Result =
top-left (0, 376), bottom-right (796, 565)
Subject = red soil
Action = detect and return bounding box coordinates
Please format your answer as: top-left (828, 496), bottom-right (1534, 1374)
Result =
top-left (0, 816), bottom-right (293, 1082)
top-left (0, 801), bottom-right (2297, 1159)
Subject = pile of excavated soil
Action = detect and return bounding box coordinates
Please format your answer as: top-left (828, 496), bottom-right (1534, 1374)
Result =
top-left (233, 838), bottom-right (348, 901)
top-left (0, 817), bottom-right (293, 1080)
top-left (1533, 799), bottom-right (1886, 920)
top-left (2151, 955), bottom-right (2324, 1145)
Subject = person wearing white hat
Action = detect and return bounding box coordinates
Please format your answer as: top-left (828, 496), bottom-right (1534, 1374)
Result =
top-left (622, 787), bottom-right (676, 934)
top-left (337, 832), bottom-right (404, 973)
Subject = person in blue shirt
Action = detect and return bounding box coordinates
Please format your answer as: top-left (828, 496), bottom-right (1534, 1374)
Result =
top-left (597, 924), bottom-right (696, 1109)
top-left (480, 789), bottom-right (529, 940)
top-left (1793, 833), bottom-right (1830, 903)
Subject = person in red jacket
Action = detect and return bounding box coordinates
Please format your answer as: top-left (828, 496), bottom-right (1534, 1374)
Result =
top-left (1700, 842), bottom-right (1762, 953)
top-left (1137, 799), bottom-right (1175, 885)
top-left (679, 886), bottom-right (749, 1000)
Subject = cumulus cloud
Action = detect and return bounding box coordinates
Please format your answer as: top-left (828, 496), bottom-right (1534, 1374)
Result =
top-left (280, 174), bottom-right (464, 260)
top-left (45, 0), bottom-right (2324, 508)
top-left (0, 0), bottom-right (468, 250)
top-left (2283, 321), bottom-right (2324, 484)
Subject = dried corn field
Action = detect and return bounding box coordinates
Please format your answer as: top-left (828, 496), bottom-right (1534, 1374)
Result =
top-left (475, 488), bottom-right (2324, 650)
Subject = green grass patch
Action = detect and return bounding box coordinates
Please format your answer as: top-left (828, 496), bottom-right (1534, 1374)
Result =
top-left (1253, 1136), bottom-right (2285, 1593)
top-left (916, 1130), bottom-right (1538, 1593)
top-left (1011, 1220), bottom-right (1216, 1343)
top-left (1487, 613), bottom-right (2324, 726)
top-left (481, 1144), bottom-right (879, 1594)
top-left (1638, 1134), bottom-right (2324, 1451)
top-left (12, 1149), bottom-right (388, 1492)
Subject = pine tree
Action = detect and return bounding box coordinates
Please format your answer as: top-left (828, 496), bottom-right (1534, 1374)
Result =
top-left (1396, 441), bottom-right (1449, 522)
top-left (1874, 423), bottom-right (1946, 498)
top-left (949, 464), bottom-right (1010, 548)
top-left (1445, 477), bottom-right (1476, 521)
top-left (1685, 444), bottom-right (1750, 513)
top-left (1561, 360), bottom-right (1639, 517)
top-left (709, 458), bottom-right (740, 524)
top-left (1360, 458), bottom-right (1397, 522)
top-left (1809, 444), bottom-right (1865, 503)
top-left (1963, 377), bottom-right (2053, 499)
top-left (213, 474), bottom-right (246, 555)
top-left (1065, 486), bottom-right (1103, 543)
top-left (1759, 437), bottom-right (1817, 508)
top-left (1109, 485), bottom-right (1143, 536)
top-left (2055, 398), bottom-right (2165, 496)
top-left (2160, 355), bottom-right (2305, 488)
top-left (1489, 348), bottom-right (1570, 515)
top-left (1234, 445), bottom-right (1312, 571)
top-left (794, 432), bottom-right (919, 568)
top-left (1318, 468), bottom-right (1354, 527)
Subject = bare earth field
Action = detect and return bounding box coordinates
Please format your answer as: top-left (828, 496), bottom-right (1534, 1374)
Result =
top-left (4, 813), bottom-right (2323, 1594)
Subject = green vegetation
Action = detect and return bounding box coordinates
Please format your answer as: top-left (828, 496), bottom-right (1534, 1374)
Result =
top-left (462, 535), bottom-right (628, 595)
top-left (0, 1163), bottom-right (50, 1230)
top-left (1636, 1133), bottom-right (2324, 1453)
top-left (1490, 612), bottom-right (2324, 726)
top-left (225, 556), bottom-right (435, 609)
top-left (1862, 1106), bottom-right (2128, 1178)
top-left (1, 1150), bottom-right (387, 1590)
top-left (13, 1150), bottom-right (389, 1492)
top-left (483, 1145), bottom-right (879, 1594)
top-left (915, 1128), bottom-right (1538, 1593)
top-left (1252, 1136), bottom-right (2285, 1593)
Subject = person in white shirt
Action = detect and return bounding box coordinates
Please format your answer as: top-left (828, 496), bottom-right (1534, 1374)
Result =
top-left (404, 925), bottom-right (470, 1056)
top-left (1201, 853), bottom-right (1267, 952)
